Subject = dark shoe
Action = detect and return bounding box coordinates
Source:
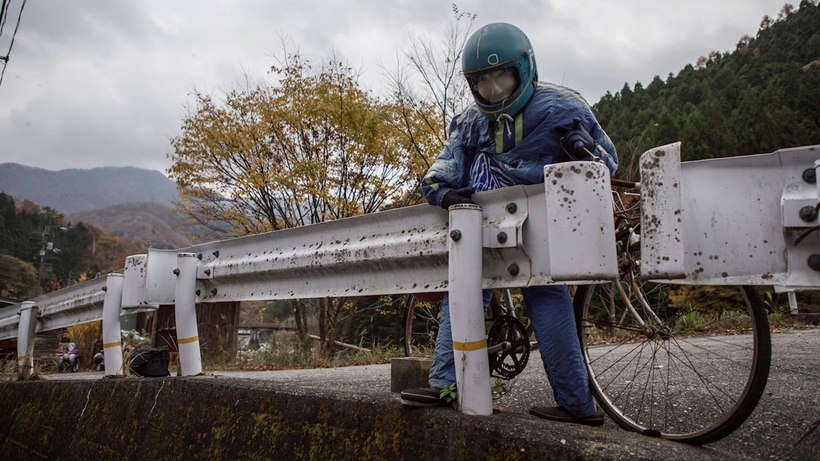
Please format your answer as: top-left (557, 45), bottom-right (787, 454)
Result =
top-left (400, 387), bottom-right (446, 407)
top-left (529, 406), bottom-right (605, 427)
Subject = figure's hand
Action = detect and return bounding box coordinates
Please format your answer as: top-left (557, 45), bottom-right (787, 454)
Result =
top-left (441, 187), bottom-right (475, 209)
top-left (561, 118), bottom-right (595, 160)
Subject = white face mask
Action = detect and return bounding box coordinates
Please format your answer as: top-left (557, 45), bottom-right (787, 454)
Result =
top-left (475, 68), bottom-right (517, 103)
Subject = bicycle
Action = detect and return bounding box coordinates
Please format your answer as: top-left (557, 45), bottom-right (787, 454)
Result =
top-left (573, 178), bottom-right (771, 445)
top-left (403, 289), bottom-right (535, 381)
top-left (403, 178), bottom-right (772, 445)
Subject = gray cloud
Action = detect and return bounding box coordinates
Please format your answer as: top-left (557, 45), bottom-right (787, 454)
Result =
top-left (0, 0), bottom-right (787, 174)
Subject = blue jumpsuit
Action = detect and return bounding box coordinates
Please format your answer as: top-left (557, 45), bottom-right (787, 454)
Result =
top-left (421, 82), bottom-right (618, 417)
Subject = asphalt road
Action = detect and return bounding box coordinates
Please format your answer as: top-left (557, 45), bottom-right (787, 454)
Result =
top-left (44, 327), bottom-right (819, 460)
top-left (492, 327), bottom-right (820, 460)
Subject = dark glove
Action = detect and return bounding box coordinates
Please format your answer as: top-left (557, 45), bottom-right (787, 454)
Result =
top-left (440, 187), bottom-right (475, 209)
top-left (561, 118), bottom-right (595, 161)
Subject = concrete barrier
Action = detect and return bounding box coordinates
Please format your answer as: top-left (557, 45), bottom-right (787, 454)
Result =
top-left (0, 376), bottom-right (716, 460)
top-left (390, 357), bottom-right (432, 392)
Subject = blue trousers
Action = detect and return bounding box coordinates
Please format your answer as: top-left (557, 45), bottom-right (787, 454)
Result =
top-left (428, 285), bottom-right (597, 417)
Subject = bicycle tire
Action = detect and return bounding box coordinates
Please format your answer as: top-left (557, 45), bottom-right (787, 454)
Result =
top-left (401, 290), bottom-right (536, 358)
top-left (573, 283), bottom-right (770, 444)
top-left (402, 295), bottom-right (441, 357)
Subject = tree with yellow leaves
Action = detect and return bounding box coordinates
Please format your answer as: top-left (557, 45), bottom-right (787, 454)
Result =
top-left (169, 51), bottom-right (439, 355)
top-left (170, 51), bottom-right (438, 235)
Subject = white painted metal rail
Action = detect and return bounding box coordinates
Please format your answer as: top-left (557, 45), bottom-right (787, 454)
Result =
top-left (3, 144), bottom-right (819, 413)
top-left (640, 143), bottom-right (820, 288)
top-left (128, 161), bottom-right (616, 309)
top-left (0, 277), bottom-right (106, 341)
top-left (1, 160), bottom-right (619, 415)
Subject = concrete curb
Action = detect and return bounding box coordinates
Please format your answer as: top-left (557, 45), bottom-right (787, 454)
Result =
top-left (0, 376), bottom-right (725, 460)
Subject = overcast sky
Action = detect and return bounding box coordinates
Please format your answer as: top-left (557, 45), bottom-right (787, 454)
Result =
top-left (0, 0), bottom-right (790, 174)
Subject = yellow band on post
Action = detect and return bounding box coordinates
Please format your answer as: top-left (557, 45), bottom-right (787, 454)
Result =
top-left (17, 355), bottom-right (27, 361)
top-left (103, 341), bottom-right (121, 349)
top-left (452, 339), bottom-right (487, 351)
top-left (178, 335), bottom-right (199, 345)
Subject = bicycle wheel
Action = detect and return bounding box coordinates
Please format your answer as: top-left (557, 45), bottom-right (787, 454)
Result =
top-left (402, 295), bottom-right (441, 357)
top-left (574, 282), bottom-right (771, 445)
top-left (401, 290), bottom-right (533, 358)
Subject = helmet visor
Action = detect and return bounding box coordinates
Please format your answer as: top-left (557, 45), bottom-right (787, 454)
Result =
top-left (468, 68), bottom-right (519, 104)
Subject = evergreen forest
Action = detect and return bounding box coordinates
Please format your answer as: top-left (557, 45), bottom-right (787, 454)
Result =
top-left (594, 1), bottom-right (819, 179)
top-left (0, 193), bottom-right (138, 299)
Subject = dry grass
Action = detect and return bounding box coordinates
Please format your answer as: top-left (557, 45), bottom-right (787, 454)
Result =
top-left (64, 321), bottom-right (102, 369)
top-left (214, 330), bottom-right (404, 371)
top-left (583, 311), bottom-right (815, 346)
top-left (0, 355), bottom-right (47, 380)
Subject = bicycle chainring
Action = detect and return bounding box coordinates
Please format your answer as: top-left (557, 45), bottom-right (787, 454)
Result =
top-left (487, 315), bottom-right (530, 380)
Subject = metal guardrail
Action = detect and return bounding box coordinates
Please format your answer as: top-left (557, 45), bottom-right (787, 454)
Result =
top-left (3, 146), bottom-right (820, 411)
top-left (640, 143), bottom-right (820, 288)
top-left (0, 277), bottom-right (106, 341)
top-left (2, 160), bottom-right (619, 393)
top-left (4, 146), bottom-right (820, 342)
top-left (119, 161), bottom-right (617, 308)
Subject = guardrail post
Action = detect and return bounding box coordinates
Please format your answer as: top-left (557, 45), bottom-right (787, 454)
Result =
top-left (16, 301), bottom-right (38, 380)
top-left (787, 290), bottom-right (799, 315)
top-left (175, 253), bottom-right (202, 376)
top-left (448, 203), bottom-right (492, 415)
top-left (102, 274), bottom-right (125, 376)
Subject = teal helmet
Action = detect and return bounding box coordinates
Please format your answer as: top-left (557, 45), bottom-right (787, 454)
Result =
top-left (461, 23), bottom-right (538, 117)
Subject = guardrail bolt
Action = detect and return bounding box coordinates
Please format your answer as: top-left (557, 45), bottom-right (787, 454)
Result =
top-left (497, 232), bottom-right (508, 244)
top-left (808, 255), bottom-right (820, 272)
top-left (802, 168), bottom-right (816, 184)
top-left (101, 286), bottom-right (108, 292)
top-left (799, 206), bottom-right (818, 222)
top-left (195, 289), bottom-right (201, 296)
top-left (210, 288), bottom-right (219, 296)
top-left (212, 250), bottom-right (220, 257)
top-left (506, 203), bottom-right (518, 214)
top-left (450, 229), bottom-right (462, 241)
top-left (172, 268), bottom-right (180, 276)
top-left (507, 263), bottom-right (519, 276)
top-left (204, 269), bottom-right (211, 276)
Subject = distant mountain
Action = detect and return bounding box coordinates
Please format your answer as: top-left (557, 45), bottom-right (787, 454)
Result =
top-left (0, 163), bottom-right (179, 214)
top-left (68, 202), bottom-right (215, 250)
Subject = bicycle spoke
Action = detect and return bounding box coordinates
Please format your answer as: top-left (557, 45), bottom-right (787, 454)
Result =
top-left (611, 340), bottom-right (651, 407)
top-left (676, 338), bottom-right (754, 370)
top-left (666, 340), bottom-right (702, 431)
top-left (664, 341), bottom-right (671, 431)
top-left (577, 280), bottom-right (769, 443)
top-left (665, 340), bottom-right (728, 411)
top-left (637, 340), bottom-right (661, 425)
top-left (584, 317), bottom-right (645, 335)
top-left (589, 339), bottom-right (652, 383)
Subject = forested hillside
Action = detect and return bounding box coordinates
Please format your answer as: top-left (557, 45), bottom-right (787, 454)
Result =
top-left (594, 1), bottom-right (819, 179)
top-left (0, 193), bottom-right (139, 299)
top-left (69, 202), bottom-right (214, 250)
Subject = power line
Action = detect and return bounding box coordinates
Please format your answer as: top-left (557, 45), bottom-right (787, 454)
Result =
top-left (0, 0), bottom-right (11, 36)
top-left (0, 0), bottom-right (26, 89)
